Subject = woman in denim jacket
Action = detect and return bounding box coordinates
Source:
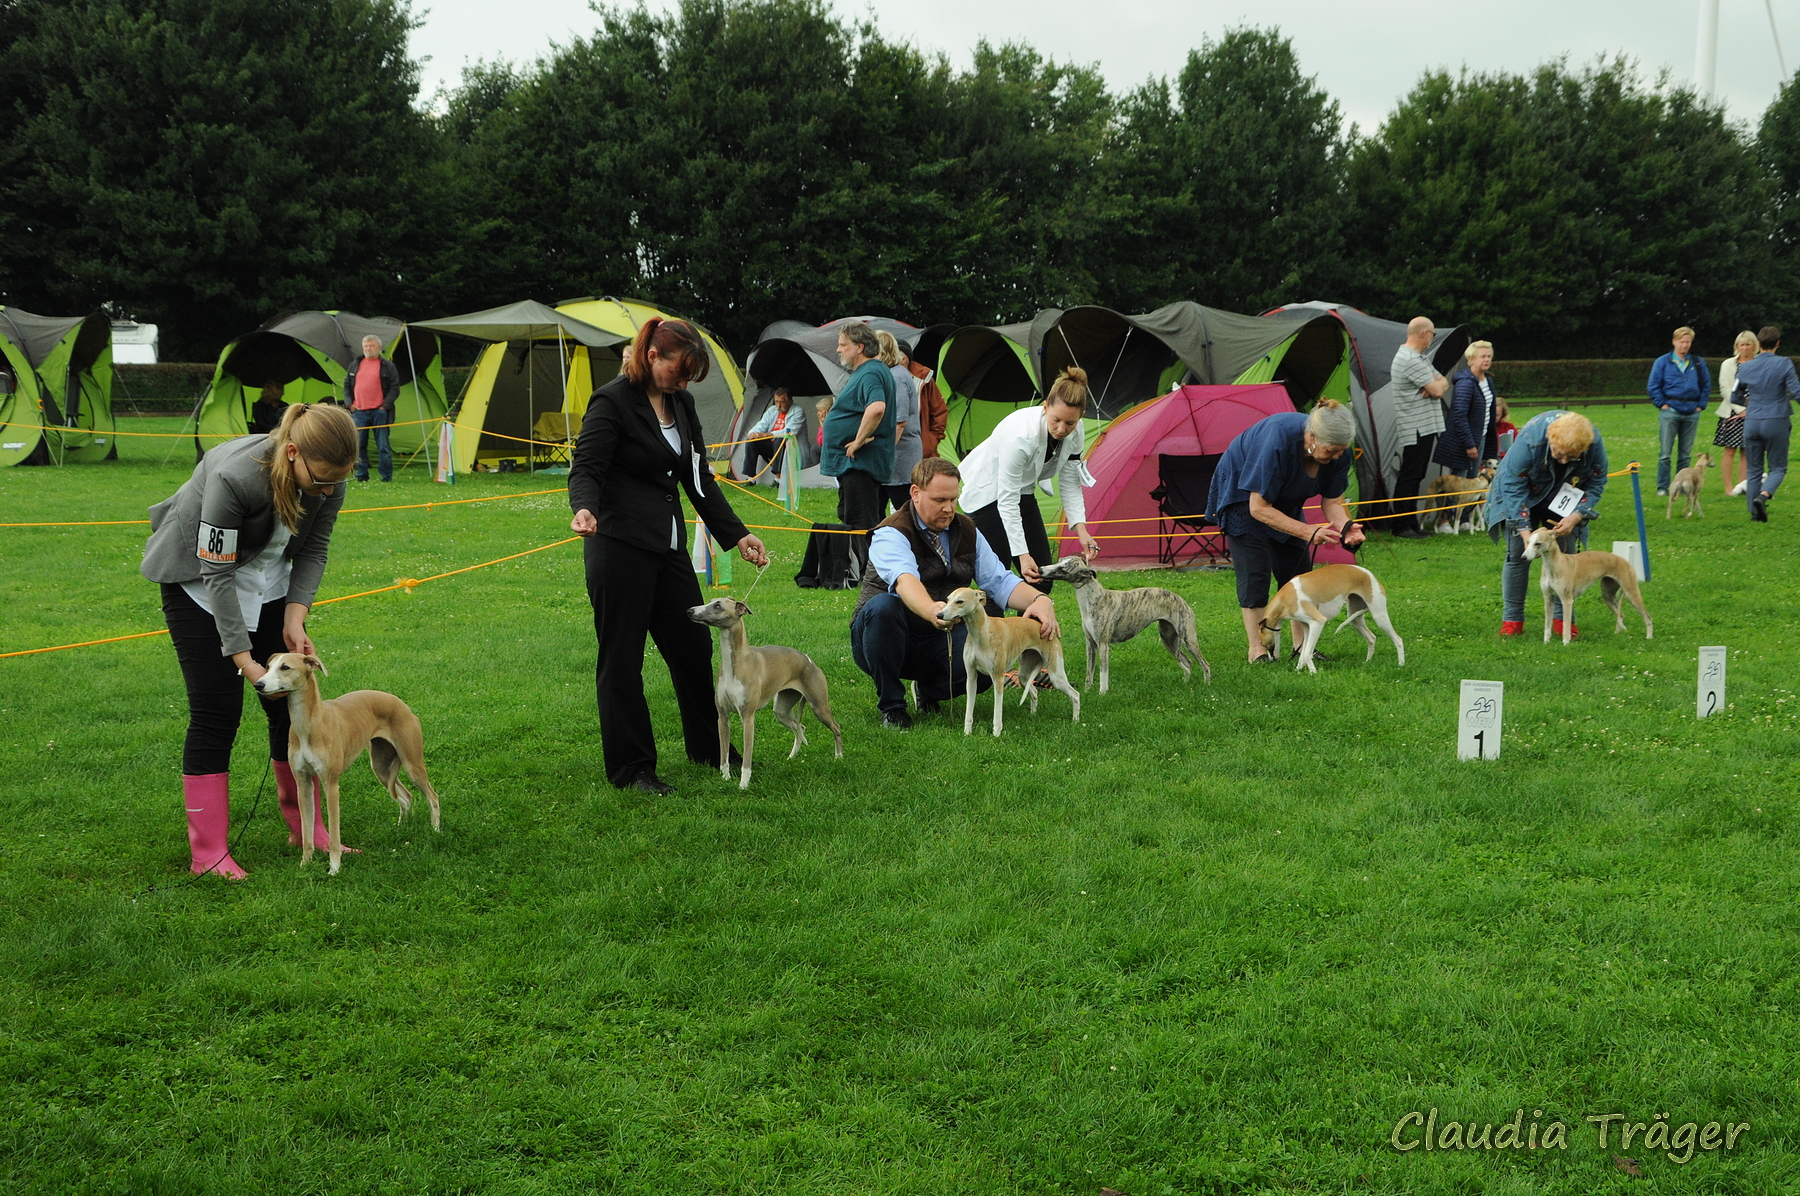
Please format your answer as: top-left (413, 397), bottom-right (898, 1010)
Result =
top-left (1485, 411), bottom-right (1608, 638)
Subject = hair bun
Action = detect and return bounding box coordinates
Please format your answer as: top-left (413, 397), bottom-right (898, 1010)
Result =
top-left (1059, 366), bottom-right (1088, 386)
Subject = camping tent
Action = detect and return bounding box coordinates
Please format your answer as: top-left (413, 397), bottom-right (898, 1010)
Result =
top-left (1262, 302), bottom-right (1469, 509)
top-left (729, 316), bottom-right (921, 475)
top-left (195, 311), bottom-right (404, 456)
top-left (1031, 304), bottom-right (1349, 420)
top-left (0, 308), bottom-right (115, 464)
top-left (556, 298), bottom-right (744, 451)
top-left (936, 320), bottom-right (1040, 460)
top-left (1054, 383), bottom-right (1355, 570)
top-left (386, 326), bottom-right (448, 459)
top-left (411, 301), bottom-right (625, 475)
top-left (0, 328), bottom-right (46, 467)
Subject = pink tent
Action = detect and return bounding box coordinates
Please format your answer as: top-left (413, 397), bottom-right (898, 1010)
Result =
top-left (1056, 384), bottom-right (1354, 569)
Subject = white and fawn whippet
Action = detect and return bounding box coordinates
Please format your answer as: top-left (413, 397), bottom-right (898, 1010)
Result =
top-left (1667, 452), bottom-right (1712, 519)
top-left (252, 653), bottom-right (441, 875)
top-left (1418, 462), bottom-right (1496, 534)
top-left (1257, 563), bottom-right (1406, 674)
top-left (687, 598), bottom-right (843, 789)
top-left (934, 587), bottom-right (1080, 736)
top-left (1519, 527), bottom-right (1653, 644)
top-left (1037, 556), bottom-right (1209, 692)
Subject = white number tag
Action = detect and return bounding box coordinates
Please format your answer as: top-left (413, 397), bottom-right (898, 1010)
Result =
top-left (196, 521), bottom-right (238, 563)
top-left (1548, 482), bottom-right (1583, 517)
top-left (1458, 680), bottom-right (1504, 760)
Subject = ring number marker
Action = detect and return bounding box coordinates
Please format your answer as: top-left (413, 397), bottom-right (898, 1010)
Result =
top-left (1458, 680), bottom-right (1504, 760)
top-left (1697, 646), bottom-right (1726, 719)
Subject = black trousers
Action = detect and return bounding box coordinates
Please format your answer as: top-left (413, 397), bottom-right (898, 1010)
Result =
top-left (969, 491), bottom-right (1055, 612)
top-left (836, 468), bottom-right (883, 578)
top-left (1391, 434), bottom-right (1438, 532)
top-left (881, 483), bottom-right (912, 514)
top-left (584, 535), bottom-right (724, 787)
top-left (161, 584), bottom-right (292, 774)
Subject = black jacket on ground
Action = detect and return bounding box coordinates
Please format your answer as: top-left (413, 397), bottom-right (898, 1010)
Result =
top-left (569, 373), bottom-right (750, 555)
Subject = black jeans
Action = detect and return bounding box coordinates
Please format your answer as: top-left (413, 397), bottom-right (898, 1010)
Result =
top-left (968, 491), bottom-right (1055, 613)
top-left (849, 594), bottom-right (990, 716)
top-left (584, 535), bottom-right (725, 787)
top-left (1390, 434), bottom-right (1437, 532)
top-left (161, 584), bottom-right (292, 774)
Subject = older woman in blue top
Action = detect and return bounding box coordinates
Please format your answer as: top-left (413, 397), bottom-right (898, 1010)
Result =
top-left (1485, 411), bottom-right (1606, 637)
top-left (1208, 400), bottom-right (1365, 663)
top-left (1435, 340), bottom-right (1501, 479)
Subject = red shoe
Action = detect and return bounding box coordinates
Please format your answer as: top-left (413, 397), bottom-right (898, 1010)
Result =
top-left (1500, 621), bottom-right (1524, 636)
top-left (1552, 618), bottom-right (1580, 639)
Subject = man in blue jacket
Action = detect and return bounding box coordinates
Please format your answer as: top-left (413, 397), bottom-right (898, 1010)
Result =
top-left (1646, 326), bottom-right (1710, 496)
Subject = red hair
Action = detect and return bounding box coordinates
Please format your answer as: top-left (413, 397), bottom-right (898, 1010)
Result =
top-left (624, 317), bottom-right (712, 388)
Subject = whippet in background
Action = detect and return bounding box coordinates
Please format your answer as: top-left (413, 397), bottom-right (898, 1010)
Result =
top-left (252, 653), bottom-right (441, 875)
top-left (1258, 563), bottom-right (1406, 674)
top-left (935, 587), bottom-right (1080, 735)
top-left (1038, 557), bottom-right (1210, 692)
top-left (688, 598), bottom-right (843, 788)
top-left (1418, 463), bottom-right (1496, 534)
top-left (1519, 527), bottom-right (1653, 644)
top-left (1667, 452), bottom-right (1712, 519)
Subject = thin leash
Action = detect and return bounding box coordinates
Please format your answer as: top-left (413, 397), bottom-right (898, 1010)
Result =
top-left (738, 557), bottom-right (771, 604)
top-left (133, 758), bottom-right (271, 900)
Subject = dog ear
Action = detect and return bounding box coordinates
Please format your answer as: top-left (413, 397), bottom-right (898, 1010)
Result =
top-left (734, 600), bottom-right (752, 617)
top-left (303, 654), bottom-right (328, 676)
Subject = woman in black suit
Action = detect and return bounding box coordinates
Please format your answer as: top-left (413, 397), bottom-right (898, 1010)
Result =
top-left (570, 318), bottom-right (769, 794)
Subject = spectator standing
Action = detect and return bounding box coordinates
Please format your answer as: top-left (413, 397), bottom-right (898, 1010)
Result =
top-left (877, 332), bottom-right (923, 512)
top-left (1728, 324), bottom-right (1799, 523)
top-left (913, 354), bottom-right (949, 457)
top-left (1435, 340), bottom-right (1501, 478)
top-left (342, 334), bottom-right (399, 482)
top-left (1647, 326), bottom-right (1711, 496)
top-left (819, 323), bottom-right (895, 538)
top-left (1714, 331), bottom-right (1756, 496)
top-left (1387, 317), bottom-right (1448, 538)
top-left (742, 387), bottom-right (805, 483)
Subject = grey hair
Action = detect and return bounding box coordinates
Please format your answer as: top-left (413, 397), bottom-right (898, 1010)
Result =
top-left (1306, 399), bottom-right (1356, 446)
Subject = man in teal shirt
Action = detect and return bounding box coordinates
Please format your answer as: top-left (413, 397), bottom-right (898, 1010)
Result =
top-left (820, 322), bottom-right (896, 535)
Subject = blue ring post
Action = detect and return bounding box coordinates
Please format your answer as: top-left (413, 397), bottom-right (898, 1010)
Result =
top-left (1629, 461), bottom-right (1651, 581)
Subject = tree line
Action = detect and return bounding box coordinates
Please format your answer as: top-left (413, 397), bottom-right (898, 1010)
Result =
top-left (4, 0), bottom-right (1799, 362)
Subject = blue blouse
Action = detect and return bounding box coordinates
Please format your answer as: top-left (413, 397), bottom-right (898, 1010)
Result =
top-left (1207, 412), bottom-right (1352, 542)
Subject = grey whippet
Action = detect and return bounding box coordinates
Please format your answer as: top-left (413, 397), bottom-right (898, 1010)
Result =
top-left (1037, 557), bottom-right (1210, 692)
top-left (687, 598), bottom-right (843, 788)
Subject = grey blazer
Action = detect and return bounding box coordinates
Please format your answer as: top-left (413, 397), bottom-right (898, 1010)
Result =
top-left (141, 435), bottom-right (346, 657)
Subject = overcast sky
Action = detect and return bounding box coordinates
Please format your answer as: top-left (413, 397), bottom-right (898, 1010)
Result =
top-left (410, 0), bottom-right (1799, 132)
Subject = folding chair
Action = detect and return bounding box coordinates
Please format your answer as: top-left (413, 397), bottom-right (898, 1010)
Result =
top-left (1151, 453), bottom-right (1228, 567)
top-left (531, 411), bottom-right (574, 466)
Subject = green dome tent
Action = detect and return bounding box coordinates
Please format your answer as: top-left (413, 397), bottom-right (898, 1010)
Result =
top-left (0, 330), bottom-right (45, 468)
top-left (0, 308), bottom-right (114, 465)
top-left (935, 320), bottom-right (1040, 461)
top-left (387, 325), bottom-right (447, 460)
top-left (194, 311), bottom-right (404, 458)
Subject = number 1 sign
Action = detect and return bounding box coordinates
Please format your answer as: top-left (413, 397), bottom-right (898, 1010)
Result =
top-left (1458, 680), bottom-right (1504, 761)
top-left (1698, 647), bottom-right (1726, 719)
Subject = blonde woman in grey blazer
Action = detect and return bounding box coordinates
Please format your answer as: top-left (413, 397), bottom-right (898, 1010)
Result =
top-left (141, 403), bottom-right (356, 878)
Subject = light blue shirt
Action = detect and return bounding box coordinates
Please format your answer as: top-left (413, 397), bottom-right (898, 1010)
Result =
top-left (868, 513), bottom-right (1023, 609)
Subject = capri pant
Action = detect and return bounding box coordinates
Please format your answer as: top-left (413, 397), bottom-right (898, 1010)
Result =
top-left (1228, 529), bottom-right (1312, 608)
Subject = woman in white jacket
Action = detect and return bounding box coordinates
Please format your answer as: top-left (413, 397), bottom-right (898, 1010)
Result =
top-left (957, 367), bottom-right (1102, 603)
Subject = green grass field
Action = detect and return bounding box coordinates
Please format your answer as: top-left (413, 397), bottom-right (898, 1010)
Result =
top-left (1, 406), bottom-right (1796, 1194)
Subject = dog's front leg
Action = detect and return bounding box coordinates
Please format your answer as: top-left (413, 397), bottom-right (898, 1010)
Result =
top-left (1097, 640), bottom-right (1111, 695)
top-left (991, 662), bottom-right (1006, 737)
top-left (963, 648), bottom-right (980, 736)
top-left (717, 706), bottom-right (732, 780)
top-left (325, 777), bottom-right (344, 876)
top-left (739, 711), bottom-right (755, 789)
top-left (1542, 583), bottom-right (1556, 643)
top-left (1084, 633), bottom-right (1097, 690)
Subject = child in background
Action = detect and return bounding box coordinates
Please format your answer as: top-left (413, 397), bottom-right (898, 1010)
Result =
top-left (815, 396), bottom-right (832, 450)
top-left (1494, 398), bottom-right (1519, 457)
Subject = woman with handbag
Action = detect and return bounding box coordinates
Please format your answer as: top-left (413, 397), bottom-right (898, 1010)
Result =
top-left (1715, 330), bottom-right (1755, 496)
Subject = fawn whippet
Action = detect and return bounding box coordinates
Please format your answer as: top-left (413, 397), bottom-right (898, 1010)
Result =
top-left (1038, 557), bottom-right (1210, 692)
top-left (935, 587), bottom-right (1080, 736)
top-left (1667, 452), bottom-right (1712, 519)
top-left (1418, 463), bottom-right (1496, 534)
top-left (252, 653), bottom-right (441, 875)
top-left (1519, 527), bottom-right (1653, 644)
top-left (1257, 563), bottom-right (1406, 674)
top-left (687, 598), bottom-right (843, 788)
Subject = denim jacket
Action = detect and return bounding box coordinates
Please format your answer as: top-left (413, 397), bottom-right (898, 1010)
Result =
top-left (1485, 410), bottom-right (1607, 539)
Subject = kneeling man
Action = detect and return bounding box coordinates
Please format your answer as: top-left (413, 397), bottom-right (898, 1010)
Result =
top-left (851, 457), bottom-right (1061, 729)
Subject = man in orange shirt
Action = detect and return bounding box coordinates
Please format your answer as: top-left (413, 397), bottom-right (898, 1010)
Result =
top-left (342, 334), bottom-right (399, 481)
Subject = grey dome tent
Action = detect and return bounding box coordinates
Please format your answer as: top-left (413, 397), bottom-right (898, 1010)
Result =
top-left (936, 320), bottom-right (1041, 459)
top-left (1031, 303), bottom-right (1349, 421)
top-left (1262, 302), bottom-right (1469, 509)
top-left (731, 316), bottom-right (920, 473)
top-left (0, 308), bottom-right (115, 465)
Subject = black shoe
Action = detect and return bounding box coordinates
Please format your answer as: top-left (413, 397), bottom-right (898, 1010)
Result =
top-left (1393, 526), bottom-right (1430, 540)
top-left (916, 699), bottom-right (944, 717)
top-left (1753, 494), bottom-right (1769, 522)
top-left (1291, 646), bottom-right (1333, 663)
top-left (625, 772), bottom-right (675, 795)
top-left (1248, 652), bottom-right (1278, 664)
top-left (690, 747), bottom-right (744, 768)
top-left (881, 710), bottom-right (913, 730)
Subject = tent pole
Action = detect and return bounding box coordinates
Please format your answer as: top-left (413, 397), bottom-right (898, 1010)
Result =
top-left (1099, 326), bottom-right (1132, 411)
top-left (556, 326), bottom-right (569, 463)
top-left (403, 327), bottom-right (432, 478)
top-left (527, 336), bottom-right (534, 476)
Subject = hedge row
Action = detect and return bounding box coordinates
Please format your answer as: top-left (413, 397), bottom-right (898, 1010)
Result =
top-left (104, 359), bottom-right (1784, 413)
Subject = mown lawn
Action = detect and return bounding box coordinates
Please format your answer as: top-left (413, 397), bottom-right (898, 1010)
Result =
top-left (1, 406), bottom-right (1796, 1195)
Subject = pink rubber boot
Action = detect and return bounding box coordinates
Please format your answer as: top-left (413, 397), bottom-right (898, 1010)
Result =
top-left (273, 760), bottom-right (330, 850)
top-left (184, 773), bottom-right (247, 879)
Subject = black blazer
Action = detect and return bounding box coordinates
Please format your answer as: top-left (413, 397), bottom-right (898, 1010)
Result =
top-left (569, 373), bottom-right (751, 555)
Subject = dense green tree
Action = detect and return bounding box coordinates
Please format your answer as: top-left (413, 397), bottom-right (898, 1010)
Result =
top-left (0, 0), bottom-right (437, 359)
top-left (1344, 59), bottom-right (1774, 358)
top-left (1756, 68), bottom-right (1800, 320)
top-left (1092, 28), bottom-right (1347, 315)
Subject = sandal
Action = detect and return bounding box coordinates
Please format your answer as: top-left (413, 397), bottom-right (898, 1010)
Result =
top-left (1248, 652), bottom-right (1277, 664)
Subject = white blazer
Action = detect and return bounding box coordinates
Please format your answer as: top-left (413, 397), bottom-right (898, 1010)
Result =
top-left (958, 405), bottom-right (1093, 556)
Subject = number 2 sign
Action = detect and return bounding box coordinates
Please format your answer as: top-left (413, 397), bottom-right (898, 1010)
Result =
top-left (1697, 647), bottom-right (1726, 719)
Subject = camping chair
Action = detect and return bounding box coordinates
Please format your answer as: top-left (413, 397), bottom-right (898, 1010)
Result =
top-left (530, 411), bottom-right (574, 465)
top-left (1151, 453), bottom-right (1228, 567)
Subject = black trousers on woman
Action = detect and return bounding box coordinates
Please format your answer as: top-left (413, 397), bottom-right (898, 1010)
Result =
top-left (161, 584), bottom-right (292, 774)
top-left (584, 534), bottom-right (726, 787)
top-left (969, 491), bottom-right (1055, 614)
